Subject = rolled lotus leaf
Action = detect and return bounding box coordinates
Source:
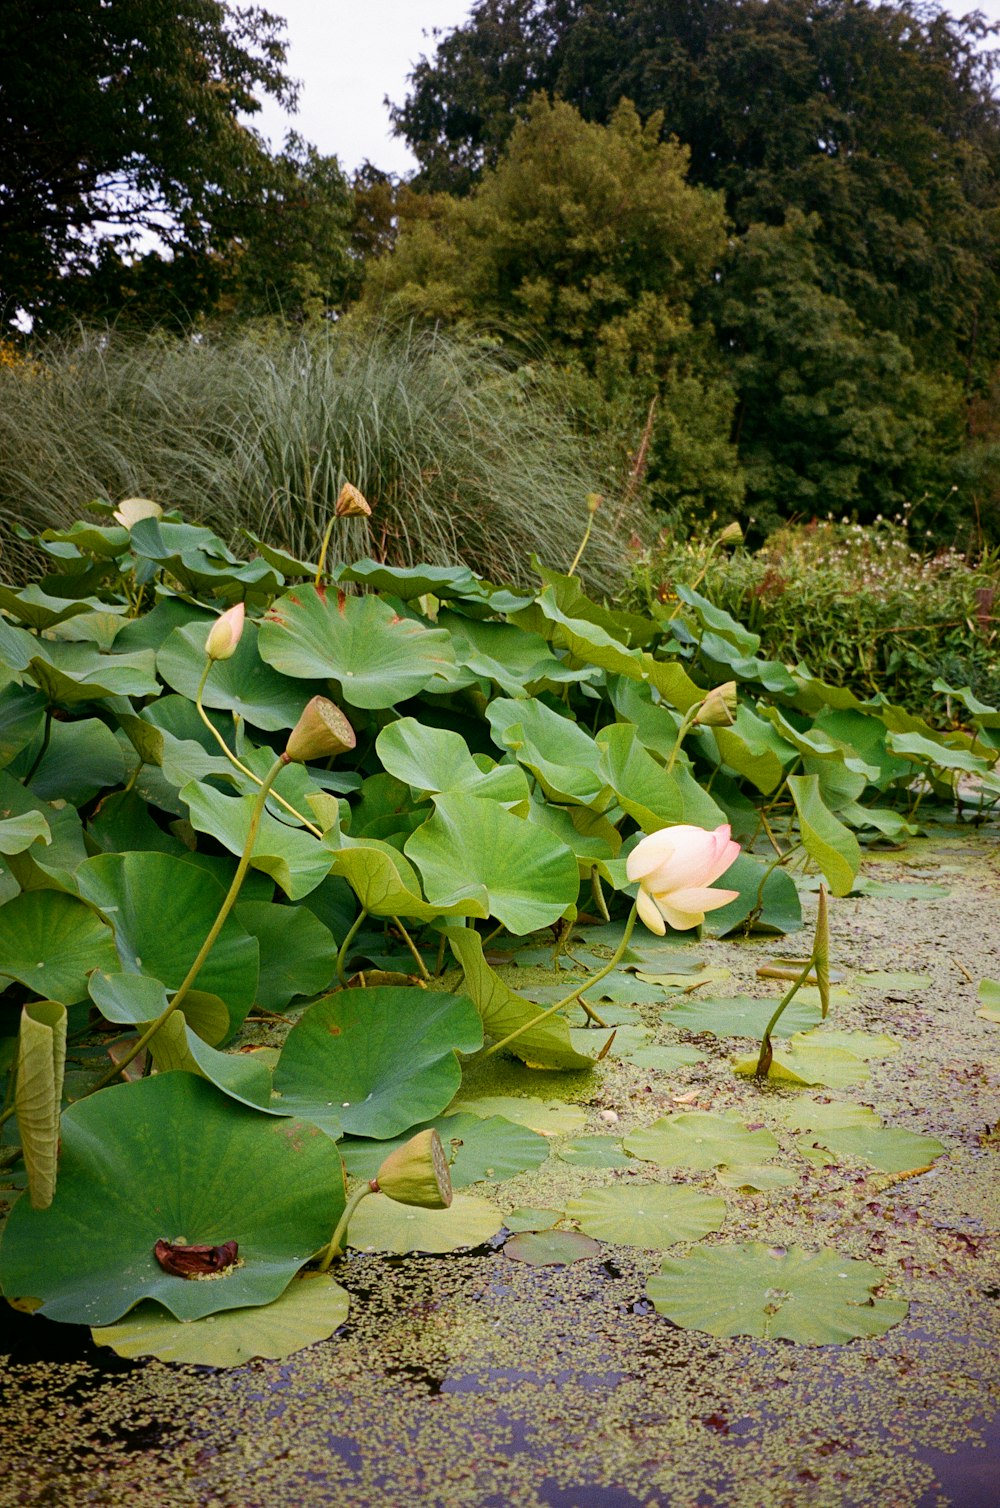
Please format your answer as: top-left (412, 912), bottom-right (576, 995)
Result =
top-left (375, 1129), bottom-right (453, 1210)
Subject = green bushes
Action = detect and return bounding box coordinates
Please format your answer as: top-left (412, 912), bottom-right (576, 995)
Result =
top-left (624, 517), bottom-right (1000, 717)
top-left (0, 325), bottom-right (630, 592)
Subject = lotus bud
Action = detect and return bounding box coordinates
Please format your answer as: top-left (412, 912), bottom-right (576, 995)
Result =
top-left (335, 483), bottom-right (372, 519)
top-left (718, 521), bottom-right (743, 545)
top-left (693, 681), bottom-right (738, 728)
top-left (586, 492), bottom-right (604, 515)
top-left (113, 497), bottom-right (163, 529)
top-left (374, 1129), bottom-right (453, 1210)
top-left (285, 696), bottom-right (356, 764)
top-left (205, 602), bottom-right (245, 661)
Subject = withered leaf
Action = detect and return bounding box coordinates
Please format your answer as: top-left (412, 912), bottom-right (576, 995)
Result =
top-left (154, 1238), bottom-right (238, 1278)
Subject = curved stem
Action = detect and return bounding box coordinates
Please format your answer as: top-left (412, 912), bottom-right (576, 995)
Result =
top-left (481, 901), bottom-right (638, 1060)
top-left (195, 663), bottom-right (323, 837)
top-left (754, 955), bottom-right (815, 1079)
top-left (391, 916), bottom-right (431, 980)
top-left (84, 756), bottom-right (289, 1095)
top-left (314, 516), bottom-right (337, 588)
top-left (336, 907), bottom-right (368, 987)
top-left (22, 709), bottom-right (52, 785)
top-left (567, 514), bottom-right (594, 578)
top-left (665, 703), bottom-right (702, 776)
top-left (315, 1182), bottom-right (374, 1271)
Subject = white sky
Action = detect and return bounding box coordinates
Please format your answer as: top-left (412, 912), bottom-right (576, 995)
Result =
top-left (249, 0), bottom-right (1000, 177)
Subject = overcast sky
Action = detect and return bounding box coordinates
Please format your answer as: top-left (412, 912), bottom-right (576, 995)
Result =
top-left (249, 0), bottom-right (1000, 177)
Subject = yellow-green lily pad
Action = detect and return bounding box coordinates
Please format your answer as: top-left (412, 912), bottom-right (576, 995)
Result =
top-left (624, 1111), bottom-right (779, 1170)
top-left (347, 1192), bottom-right (504, 1254)
top-left (450, 1095), bottom-right (587, 1137)
top-left (566, 1184), bottom-right (726, 1249)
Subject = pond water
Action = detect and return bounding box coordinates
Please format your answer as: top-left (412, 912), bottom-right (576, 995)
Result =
top-left (2, 829), bottom-right (998, 1506)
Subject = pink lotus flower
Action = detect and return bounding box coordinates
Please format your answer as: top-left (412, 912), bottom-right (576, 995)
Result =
top-left (626, 823), bottom-right (740, 933)
top-left (205, 603), bottom-right (245, 661)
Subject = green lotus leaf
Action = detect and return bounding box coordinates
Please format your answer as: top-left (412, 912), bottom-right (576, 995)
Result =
top-left (0, 1074), bottom-right (346, 1325)
top-left (621, 1044), bottom-right (707, 1071)
top-left (0, 889), bottom-right (118, 1004)
top-left (0, 585), bottom-right (101, 632)
top-left (18, 716), bottom-right (126, 804)
top-left (505, 1230), bottom-right (599, 1266)
top-left (771, 1098), bottom-right (880, 1132)
top-left (376, 718), bottom-right (530, 804)
top-left (557, 1136), bottom-right (631, 1169)
top-left (181, 781), bottom-right (332, 901)
top-left (76, 852), bottom-right (259, 1040)
top-left (406, 794), bottom-right (579, 935)
top-left (129, 516), bottom-right (280, 595)
top-left (347, 1191), bottom-right (503, 1254)
top-left (341, 1111), bottom-right (549, 1187)
top-left (438, 611), bottom-right (588, 696)
top-left (886, 729), bottom-right (992, 776)
top-left (15, 1001), bottom-right (67, 1209)
top-left (487, 697), bottom-right (605, 806)
top-left (859, 970), bottom-right (931, 992)
top-left (732, 1039), bottom-right (870, 1088)
top-left (595, 722), bottom-right (683, 832)
top-left (257, 586), bottom-right (456, 709)
top-left (647, 1243), bottom-right (907, 1343)
top-left (149, 1011), bottom-right (278, 1113)
top-left (504, 1206), bottom-right (563, 1233)
top-left (324, 835), bottom-right (488, 923)
top-left (715, 1163), bottom-right (798, 1190)
top-left (714, 706), bottom-right (795, 794)
top-left (157, 620), bottom-right (309, 731)
top-left (234, 900), bottom-right (338, 1010)
top-left (91, 1271), bottom-right (350, 1367)
top-left (977, 978), bottom-right (1000, 1023)
top-left (444, 926), bottom-right (596, 1071)
top-left (788, 774), bottom-right (861, 896)
top-left (700, 853), bottom-right (802, 938)
top-left (340, 560), bottom-right (482, 599)
top-left (273, 987), bottom-right (483, 1138)
top-left (0, 771), bottom-right (89, 891)
top-left (26, 646), bottom-right (160, 705)
top-left (449, 1093), bottom-right (587, 1137)
top-left (0, 812), bottom-right (50, 855)
top-left (624, 1111), bottom-right (779, 1170)
top-left (39, 519), bottom-right (131, 558)
top-left (798, 1028), bottom-right (899, 1060)
top-left (796, 1123), bottom-right (945, 1173)
top-left (0, 683), bottom-right (47, 767)
top-left (567, 1184), bottom-right (726, 1249)
top-left (88, 969), bottom-right (229, 1046)
top-left (663, 994), bottom-right (822, 1038)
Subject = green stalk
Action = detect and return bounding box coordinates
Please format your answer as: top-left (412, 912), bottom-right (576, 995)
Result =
top-left (315, 1182), bottom-right (375, 1272)
top-left (753, 955), bottom-right (816, 1079)
top-left (665, 702), bottom-right (703, 775)
top-left (85, 755), bottom-right (289, 1094)
top-left (336, 907), bottom-right (368, 987)
top-left (481, 901), bottom-right (638, 1060)
top-left (392, 916), bottom-right (431, 980)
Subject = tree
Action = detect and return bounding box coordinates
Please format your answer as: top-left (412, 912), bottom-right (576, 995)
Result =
top-left (0, 0), bottom-right (296, 329)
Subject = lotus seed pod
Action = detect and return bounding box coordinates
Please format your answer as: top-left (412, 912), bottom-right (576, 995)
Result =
top-left (113, 497), bottom-right (163, 528)
top-left (374, 1129), bottom-right (453, 1210)
top-left (693, 681), bottom-right (737, 728)
top-left (718, 520), bottom-right (743, 544)
top-left (285, 696), bottom-right (357, 763)
top-left (205, 602), bottom-right (245, 661)
top-left (335, 482), bottom-right (372, 519)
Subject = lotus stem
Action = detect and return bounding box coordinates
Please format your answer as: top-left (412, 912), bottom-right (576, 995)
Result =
top-left (392, 916), bottom-right (431, 980)
top-left (315, 1181), bottom-right (375, 1272)
top-left (753, 955), bottom-right (816, 1079)
top-left (481, 901), bottom-right (638, 1060)
top-left (85, 755), bottom-right (289, 1093)
top-left (336, 907), bottom-right (368, 987)
top-left (665, 703), bottom-right (701, 775)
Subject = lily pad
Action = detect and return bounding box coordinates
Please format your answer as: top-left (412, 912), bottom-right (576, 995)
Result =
top-left (663, 995), bottom-right (820, 1043)
top-left (340, 1112), bottom-right (549, 1187)
top-left (732, 1038), bottom-right (870, 1088)
top-left (504, 1231), bottom-right (599, 1266)
top-left (182, 782), bottom-right (333, 901)
top-left (977, 979), bottom-right (1000, 1023)
top-left (624, 1112), bottom-right (779, 1170)
top-left (566, 1184), bottom-right (726, 1249)
top-left (799, 1028), bottom-right (900, 1060)
top-left (796, 1124), bottom-right (946, 1174)
top-left (772, 1099), bottom-right (880, 1133)
top-left (859, 970), bottom-right (931, 993)
top-left (258, 587), bottom-right (455, 709)
top-left (0, 1074), bottom-right (346, 1325)
top-left (273, 987), bottom-right (483, 1138)
top-left (0, 889), bottom-right (118, 1005)
top-left (647, 1243), bottom-right (907, 1343)
top-left (716, 1164), bottom-right (798, 1191)
top-left (620, 1044), bottom-right (707, 1071)
top-left (157, 620), bottom-right (308, 731)
top-left (347, 1192), bottom-right (504, 1253)
top-left (557, 1136), bottom-right (631, 1169)
top-left (234, 900), bottom-right (338, 1010)
top-left (450, 1094), bottom-right (587, 1137)
top-left (91, 1272), bottom-right (350, 1367)
top-left (504, 1207), bottom-right (564, 1233)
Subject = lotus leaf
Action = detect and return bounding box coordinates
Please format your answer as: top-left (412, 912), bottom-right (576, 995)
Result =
top-left (557, 1136), bottom-right (631, 1169)
top-left (0, 889), bottom-right (118, 1004)
top-left (341, 1111), bottom-right (549, 1187)
top-left (0, 1074), bottom-right (346, 1325)
top-left (376, 718), bottom-right (529, 803)
top-left (504, 1231), bottom-right (599, 1266)
top-left (663, 994), bottom-right (822, 1038)
top-left (504, 1207), bottom-right (563, 1233)
top-left (347, 1192), bottom-right (504, 1254)
top-left (624, 1111), bottom-right (779, 1170)
top-left (647, 1243), bottom-right (907, 1343)
top-left (567, 1184), bottom-right (726, 1249)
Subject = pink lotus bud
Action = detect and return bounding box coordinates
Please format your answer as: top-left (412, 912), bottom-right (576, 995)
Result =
top-left (113, 497), bottom-right (162, 529)
top-left (626, 823), bottom-right (741, 933)
top-left (205, 603), bottom-right (245, 661)
top-left (285, 697), bottom-right (357, 764)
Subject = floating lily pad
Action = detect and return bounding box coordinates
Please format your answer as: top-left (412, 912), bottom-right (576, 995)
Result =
top-left (347, 1192), bottom-right (504, 1254)
top-left (732, 1038), bottom-right (870, 1088)
top-left (772, 1099), bottom-right (880, 1133)
top-left (0, 889), bottom-right (118, 1004)
top-left (0, 1074), bottom-right (346, 1325)
top-left (504, 1207), bottom-right (563, 1233)
top-left (647, 1243), bottom-right (907, 1343)
top-left (859, 970), bottom-right (931, 992)
top-left (340, 1112), bottom-right (549, 1187)
top-left (797, 1124), bottom-right (946, 1174)
top-left (799, 1028), bottom-right (900, 1060)
top-left (504, 1231), bottom-right (599, 1266)
top-left (91, 1273), bottom-right (350, 1367)
top-left (557, 1136), bottom-right (631, 1169)
top-left (450, 1095), bottom-right (587, 1137)
top-left (624, 1111), bottom-right (779, 1170)
top-left (566, 1184), bottom-right (726, 1249)
top-left (715, 1164), bottom-right (798, 1191)
top-left (620, 1044), bottom-right (707, 1071)
top-left (663, 995), bottom-right (822, 1038)
top-left (977, 979), bottom-right (1000, 1023)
